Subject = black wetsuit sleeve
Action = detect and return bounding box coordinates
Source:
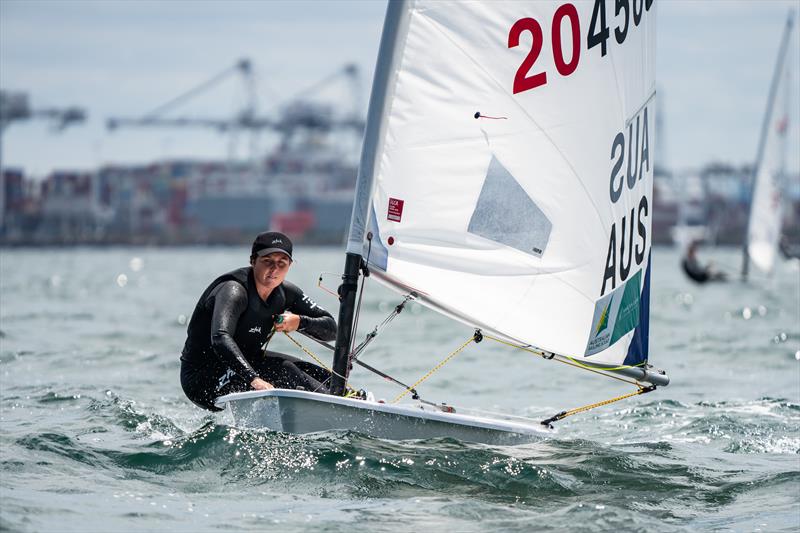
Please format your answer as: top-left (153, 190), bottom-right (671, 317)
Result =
top-left (288, 290), bottom-right (337, 342)
top-left (209, 281), bottom-right (259, 383)
top-left (682, 258), bottom-right (710, 283)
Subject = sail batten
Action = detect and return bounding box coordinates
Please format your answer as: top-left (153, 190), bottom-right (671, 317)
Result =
top-left (349, 0), bottom-right (661, 375)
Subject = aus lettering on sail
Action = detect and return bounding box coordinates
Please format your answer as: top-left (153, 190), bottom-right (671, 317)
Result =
top-left (601, 104), bottom-right (651, 297)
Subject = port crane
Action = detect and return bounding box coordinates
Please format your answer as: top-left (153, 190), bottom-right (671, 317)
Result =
top-left (0, 90), bottom-right (87, 230)
top-left (0, 90), bottom-right (87, 169)
top-left (106, 58), bottom-right (364, 163)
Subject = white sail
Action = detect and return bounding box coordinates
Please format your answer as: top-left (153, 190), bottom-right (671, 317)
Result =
top-left (746, 13), bottom-right (795, 275)
top-left (351, 0), bottom-right (656, 368)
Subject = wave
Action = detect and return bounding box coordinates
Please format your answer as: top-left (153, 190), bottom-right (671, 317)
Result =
top-left (3, 386), bottom-right (797, 533)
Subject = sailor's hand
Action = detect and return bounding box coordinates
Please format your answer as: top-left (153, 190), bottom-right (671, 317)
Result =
top-left (250, 377), bottom-right (274, 390)
top-left (275, 312), bottom-right (300, 333)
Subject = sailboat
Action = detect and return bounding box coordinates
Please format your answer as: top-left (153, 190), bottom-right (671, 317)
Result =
top-left (742, 11), bottom-right (796, 280)
top-left (670, 171), bottom-right (712, 251)
top-left (216, 0), bottom-right (669, 444)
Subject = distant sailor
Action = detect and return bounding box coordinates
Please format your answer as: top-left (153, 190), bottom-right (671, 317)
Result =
top-left (681, 240), bottom-right (727, 284)
top-left (779, 236), bottom-right (800, 260)
top-left (180, 231), bottom-right (336, 411)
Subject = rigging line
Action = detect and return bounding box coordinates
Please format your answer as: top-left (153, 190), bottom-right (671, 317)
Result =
top-left (563, 355), bottom-right (646, 373)
top-left (293, 329), bottom-right (423, 399)
top-left (295, 330), bottom-right (334, 351)
top-left (282, 331), bottom-right (349, 383)
top-left (346, 238), bottom-right (374, 391)
top-left (349, 236), bottom-right (372, 352)
top-left (354, 358), bottom-right (421, 399)
top-left (349, 294), bottom-right (413, 363)
top-left (391, 332), bottom-right (478, 404)
top-left (293, 297), bottom-right (417, 393)
top-left (317, 272), bottom-right (340, 299)
top-left (558, 358), bottom-right (643, 386)
top-left (378, 295), bottom-right (413, 328)
top-left (481, 334), bottom-right (642, 387)
top-left (540, 385), bottom-right (656, 428)
top-left (482, 332), bottom-right (598, 369)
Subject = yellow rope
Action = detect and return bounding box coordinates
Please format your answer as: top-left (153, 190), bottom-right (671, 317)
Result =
top-left (280, 325), bottom-right (652, 422)
top-left (479, 333), bottom-right (659, 424)
top-left (562, 387), bottom-right (650, 417)
top-left (281, 332), bottom-right (334, 372)
top-left (281, 331), bottom-right (368, 395)
top-left (541, 385), bottom-right (655, 426)
top-left (481, 333), bottom-right (643, 386)
top-left (391, 335), bottom-right (476, 404)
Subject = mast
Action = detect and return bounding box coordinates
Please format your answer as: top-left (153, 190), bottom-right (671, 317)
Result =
top-left (330, 0), bottom-right (411, 395)
top-left (742, 11), bottom-right (795, 280)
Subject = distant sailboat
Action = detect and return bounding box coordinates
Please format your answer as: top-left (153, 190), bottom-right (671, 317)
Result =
top-left (216, 0), bottom-right (668, 443)
top-left (672, 169), bottom-right (712, 268)
top-left (743, 11), bottom-right (796, 279)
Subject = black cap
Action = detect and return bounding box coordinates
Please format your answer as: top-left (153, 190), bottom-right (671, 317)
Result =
top-left (251, 231), bottom-right (293, 260)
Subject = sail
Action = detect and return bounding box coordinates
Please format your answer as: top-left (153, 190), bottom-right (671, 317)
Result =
top-left (745, 13), bottom-right (795, 275)
top-left (350, 0), bottom-right (656, 368)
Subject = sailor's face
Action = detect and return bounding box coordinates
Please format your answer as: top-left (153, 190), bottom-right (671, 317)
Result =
top-left (252, 252), bottom-right (292, 289)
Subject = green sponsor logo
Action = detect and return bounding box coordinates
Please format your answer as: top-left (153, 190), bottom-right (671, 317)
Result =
top-left (595, 294), bottom-right (613, 336)
top-left (609, 269), bottom-right (641, 345)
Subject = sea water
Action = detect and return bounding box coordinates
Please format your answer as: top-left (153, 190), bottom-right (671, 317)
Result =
top-left (1, 246), bottom-right (798, 532)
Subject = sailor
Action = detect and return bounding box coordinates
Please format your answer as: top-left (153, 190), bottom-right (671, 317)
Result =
top-left (180, 231), bottom-right (337, 411)
top-left (681, 239), bottom-right (727, 284)
top-left (779, 236), bottom-right (800, 260)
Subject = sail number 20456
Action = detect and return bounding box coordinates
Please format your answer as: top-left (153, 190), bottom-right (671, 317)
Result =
top-left (508, 0), bottom-right (654, 94)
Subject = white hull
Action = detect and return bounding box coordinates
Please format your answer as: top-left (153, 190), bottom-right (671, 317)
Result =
top-left (215, 389), bottom-right (546, 445)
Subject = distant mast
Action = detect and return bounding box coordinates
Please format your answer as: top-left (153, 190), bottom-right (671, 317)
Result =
top-left (742, 12), bottom-right (795, 280)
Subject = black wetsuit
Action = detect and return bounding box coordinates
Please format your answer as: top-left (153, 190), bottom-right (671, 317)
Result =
top-left (780, 240), bottom-right (800, 260)
top-left (180, 267), bottom-right (336, 411)
top-left (682, 257), bottom-right (711, 283)
top-left (681, 257), bottom-right (726, 284)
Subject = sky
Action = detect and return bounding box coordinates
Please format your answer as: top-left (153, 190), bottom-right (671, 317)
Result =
top-left (0, 0), bottom-right (798, 178)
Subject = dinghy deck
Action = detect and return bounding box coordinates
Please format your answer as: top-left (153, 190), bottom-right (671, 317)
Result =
top-left (215, 389), bottom-right (547, 445)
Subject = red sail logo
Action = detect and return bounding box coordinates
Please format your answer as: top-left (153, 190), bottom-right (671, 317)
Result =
top-left (387, 198), bottom-right (404, 222)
